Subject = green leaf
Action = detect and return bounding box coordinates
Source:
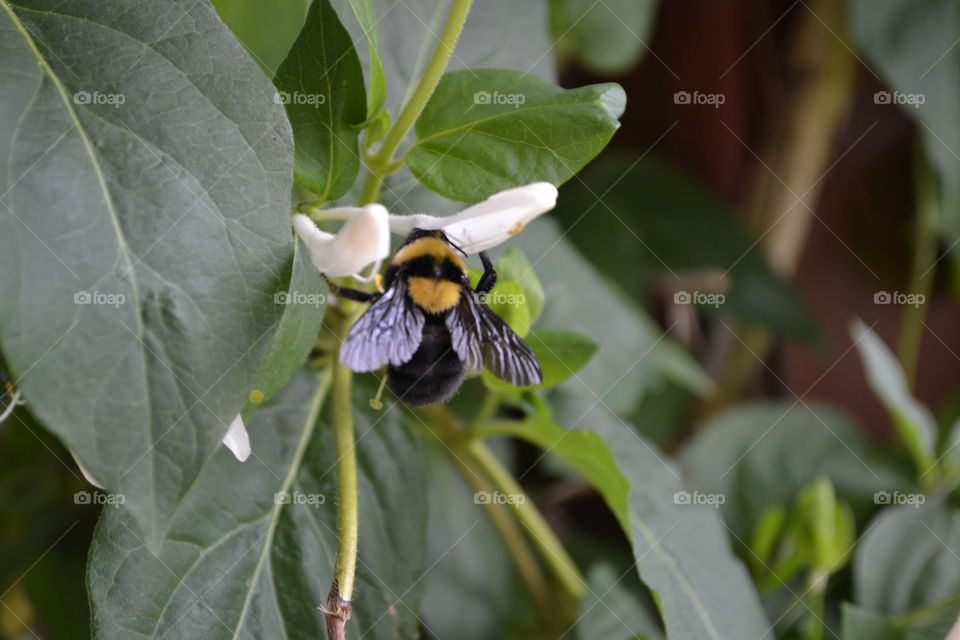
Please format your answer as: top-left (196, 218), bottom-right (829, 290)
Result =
top-left (510, 219), bottom-right (712, 416)
top-left (840, 604), bottom-right (900, 640)
top-left (274, 0), bottom-right (367, 202)
top-left (682, 401), bottom-right (909, 540)
top-left (550, 0), bottom-right (660, 74)
top-left (408, 68), bottom-right (625, 203)
top-left (417, 439), bottom-right (535, 639)
top-left (244, 240), bottom-right (325, 415)
top-left (483, 329), bottom-right (599, 392)
top-left (212, 0), bottom-right (309, 74)
top-left (475, 412), bottom-right (630, 531)
top-left (854, 496), bottom-right (960, 615)
top-left (88, 370), bottom-right (428, 640)
top-left (477, 406), bottom-right (771, 638)
top-left (0, 0), bottom-right (295, 545)
top-left (575, 563), bottom-right (665, 640)
top-left (332, 0), bottom-right (556, 122)
top-left (851, 320), bottom-right (938, 476)
top-left (496, 247), bottom-right (545, 324)
top-left (850, 0), bottom-right (960, 265)
top-left (550, 154), bottom-right (817, 338)
top-left (344, 0), bottom-right (387, 117)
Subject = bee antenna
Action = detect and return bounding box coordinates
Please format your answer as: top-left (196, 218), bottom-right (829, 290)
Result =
top-left (445, 236), bottom-right (467, 257)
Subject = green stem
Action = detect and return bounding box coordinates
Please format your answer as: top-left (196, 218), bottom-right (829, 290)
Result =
top-left (358, 0), bottom-right (474, 205)
top-left (466, 438), bottom-right (587, 600)
top-left (326, 316), bottom-right (360, 640)
top-left (445, 440), bottom-right (556, 621)
top-left (802, 569), bottom-right (828, 640)
top-left (896, 143), bottom-right (938, 388)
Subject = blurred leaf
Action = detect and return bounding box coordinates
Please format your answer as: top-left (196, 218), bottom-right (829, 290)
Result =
top-left (579, 405), bottom-right (771, 639)
top-left (409, 69), bottom-right (625, 203)
top-left (511, 219), bottom-right (712, 416)
top-left (212, 0), bottom-right (308, 74)
top-left (274, 0), bottom-right (367, 202)
top-left (840, 604), bottom-right (900, 640)
top-left (550, 0), bottom-right (660, 74)
top-left (483, 329), bottom-right (599, 392)
top-left (851, 320), bottom-right (938, 476)
top-left (496, 247), bottom-right (545, 324)
top-left (475, 412), bottom-right (630, 531)
top-left (344, 0), bottom-right (387, 117)
top-left (681, 402), bottom-right (910, 540)
top-left (850, 0), bottom-right (960, 267)
top-left (244, 240), bottom-right (325, 416)
top-left (332, 0), bottom-right (556, 121)
top-left (88, 371), bottom-right (428, 640)
top-left (574, 563), bottom-right (665, 640)
top-left (417, 438), bottom-right (537, 640)
top-left (478, 404), bottom-right (772, 638)
top-left (0, 0), bottom-right (295, 545)
top-left (854, 496), bottom-right (960, 615)
top-left (487, 280), bottom-right (532, 338)
top-left (551, 154), bottom-right (817, 338)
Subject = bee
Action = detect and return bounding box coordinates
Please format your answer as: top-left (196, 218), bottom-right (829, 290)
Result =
top-left (325, 228), bottom-right (542, 406)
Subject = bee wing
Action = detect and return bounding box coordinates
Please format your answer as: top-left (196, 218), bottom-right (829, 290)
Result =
top-left (446, 294), bottom-right (484, 371)
top-left (449, 291), bottom-right (542, 386)
top-left (340, 279), bottom-right (425, 372)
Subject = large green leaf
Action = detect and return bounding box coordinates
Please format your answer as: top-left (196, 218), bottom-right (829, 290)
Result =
top-left (682, 402), bottom-right (909, 540)
top-left (0, 0), bottom-right (295, 545)
top-left (274, 0), bottom-right (367, 202)
top-left (408, 69), bottom-right (625, 203)
top-left (574, 563), bottom-right (665, 640)
top-left (475, 405), bottom-right (769, 638)
top-left (551, 154), bottom-right (817, 338)
top-left (509, 218), bottom-right (712, 417)
top-left (581, 405), bottom-right (771, 639)
top-left (854, 496), bottom-right (960, 615)
top-left (550, 0), bottom-right (660, 74)
top-left (851, 320), bottom-right (938, 475)
top-left (88, 370), bottom-right (428, 640)
top-left (850, 0), bottom-right (960, 259)
top-left (245, 240), bottom-right (325, 414)
top-left (331, 0), bottom-right (556, 122)
top-left (344, 0), bottom-right (387, 117)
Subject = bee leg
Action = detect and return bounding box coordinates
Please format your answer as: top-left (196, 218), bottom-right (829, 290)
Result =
top-left (322, 274), bottom-right (379, 303)
top-left (475, 251), bottom-right (498, 294)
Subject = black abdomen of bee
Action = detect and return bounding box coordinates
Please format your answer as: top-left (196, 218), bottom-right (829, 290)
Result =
top-left (387, 315), bottom-right (465, 406)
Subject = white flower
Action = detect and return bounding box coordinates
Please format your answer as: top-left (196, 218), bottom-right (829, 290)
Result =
top-left (387, 182), bottom-right (558, 253)
top-left (293, 203), bottom-right (391, 279)
top-left (222, 413), bottom-right (251, 462)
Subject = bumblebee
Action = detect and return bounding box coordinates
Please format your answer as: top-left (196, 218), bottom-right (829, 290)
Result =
top-left (326, 228), bottom-right (542, 406)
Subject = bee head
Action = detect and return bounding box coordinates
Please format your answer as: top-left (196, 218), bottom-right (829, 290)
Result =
top-left (404, 227), bottom-right (466, 256)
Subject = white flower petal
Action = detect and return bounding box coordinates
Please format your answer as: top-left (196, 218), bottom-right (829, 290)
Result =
top-left (293, 204), bottom-right (391, 277)
top-left (222, 413), bottom-right (251, 462)
top-left (387, 182), bottom-right (558, 254)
